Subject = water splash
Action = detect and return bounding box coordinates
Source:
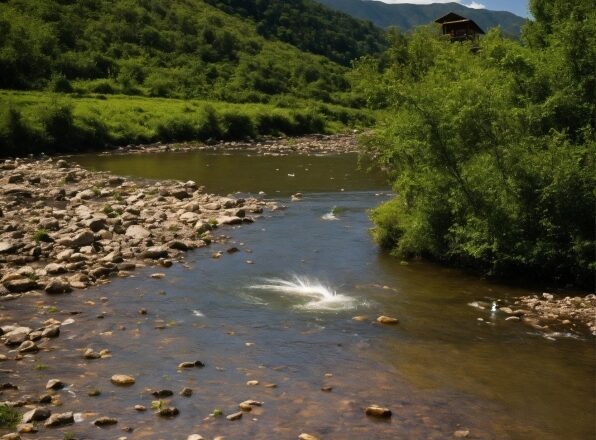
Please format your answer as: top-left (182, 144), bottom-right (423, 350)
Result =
top-left (321, 206), bottom-right (341, 221)
top-left (249, 276), bottom-right (355, 310)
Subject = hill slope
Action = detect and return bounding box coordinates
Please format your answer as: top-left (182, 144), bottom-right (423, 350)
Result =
top-left (0, 0), bottom-right (380, 103)
top-left (317, 0), bottom-right (526, 37)
top-left (204, 0), bottom-right (387, 66)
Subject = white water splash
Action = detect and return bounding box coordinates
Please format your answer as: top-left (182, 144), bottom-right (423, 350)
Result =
top-left (192, 309), bottom-right (205, 317)
top-left (249, 276), bottom-right (355, 310)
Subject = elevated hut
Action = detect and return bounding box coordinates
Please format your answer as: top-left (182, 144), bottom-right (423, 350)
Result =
top-left (435, 12), bottom-right (485, 42)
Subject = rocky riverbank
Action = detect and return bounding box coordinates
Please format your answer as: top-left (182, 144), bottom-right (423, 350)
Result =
top-left (0, 157), bottom-right (276, 299)
top-left (505, 293), bottom-right (596, 337)
top-left (99, 134), bottom-right (360, 157)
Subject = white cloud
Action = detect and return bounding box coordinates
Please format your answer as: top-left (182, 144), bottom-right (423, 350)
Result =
top-left (467, 2), bottom-right (486, 8)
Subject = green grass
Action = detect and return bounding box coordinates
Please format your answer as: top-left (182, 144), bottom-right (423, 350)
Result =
top-left (0, 90), bottom-right (375, 156)
top-left (0, 405), bottom-right (21, 429)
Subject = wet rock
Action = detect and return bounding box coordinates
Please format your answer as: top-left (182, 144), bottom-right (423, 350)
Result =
top-left (454, 429), bottom-right (470, 438)
top-left (143, 246), bottom-right (168, 259)
top-left (187, 435), bottom-right (205, 440)
top-left (180, 387), bottom-right (193, 397)
top-left (365, 405), bottom-right (392, 418)
top-left (134, 405), bottom-right (146, 412)
top-left (41, 325), bottom-right (60, 338)
top-left (246, 380), bottom-right (259, 386)
top-left (44, 411), bottom-right (74, 427)
top-left (226, 411), bottom-right (243, 421)
top-left (376, 315), bottom-right (399, 325)
top-left (93, 417), bottom-right (118, 426)
top-left (239, 400), bottom-right (262, 411)
top-left (17, 340), bottom-right (38, 353)
top-left (46, 379), bottom-right (65, 390)
top-left (1, 433), bottom-right (20, 440)
top-left (151, 389), bottom-right (173, 398)
top-left (22, 407), bottom-right (51, 423)
top-left (218, 216), bottom-right (243, 225)
top-left (3, 327), bottom-right (31, 345)
top-left (111, 374), bottom-right (135, 386)
top-left (3, 278), bottom-right (38, 293)
top-left (158, 407), bottom-right (179, 417)
top-left (45, 278), bottom-right (71, 294)
top-left (17, 424), bottom-right (37, 434)
top-left (321, 386), bottom-right (333, 392)
top-left (84, 348), bottom-right (101, 359)
top-left (178, 360), bottom-right (205, 369)
top-left (299, 434), bottom-right (320, 440)
top-left (38, 394), bottom-right (52, 404)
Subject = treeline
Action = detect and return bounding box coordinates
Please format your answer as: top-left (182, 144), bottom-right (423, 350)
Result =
top-left (355, 0), bottom-right (595, 287)
top-left (204, 0), bottom-right (387, 66)
top-left (0, 0), bottom-right (363, 104)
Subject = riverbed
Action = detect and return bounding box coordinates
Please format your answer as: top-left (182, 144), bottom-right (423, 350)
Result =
top-left (1, 149), bottom-right (594, 439)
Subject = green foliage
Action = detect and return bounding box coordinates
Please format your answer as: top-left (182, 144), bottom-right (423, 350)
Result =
top-left (0, 91), bottom-right (374, 155)
top-left (0, 405), bottom-right (20, 429)
top-left (360, 9), bottom-right (595, 287)
top-left (0, 0), bottom-right (362, 104)
top-left (33, 228), bottom-right (51, 243)
top-left (205, 0), bottom-right (387, 66)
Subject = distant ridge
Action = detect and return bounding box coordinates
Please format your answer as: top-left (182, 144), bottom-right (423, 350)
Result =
top-left (316, 0), bottom-right (526, 37)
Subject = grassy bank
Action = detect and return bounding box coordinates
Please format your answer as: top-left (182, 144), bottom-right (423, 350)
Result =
top-left (0, 91), bottom-right (375, 156)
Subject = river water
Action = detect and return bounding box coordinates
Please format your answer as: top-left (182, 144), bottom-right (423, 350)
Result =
top-left (15, 151), bottom-right (593, 439)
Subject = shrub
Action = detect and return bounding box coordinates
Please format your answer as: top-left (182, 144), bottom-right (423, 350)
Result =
top-left (255, 112), bottom-right (294, 136)
top-left (90, 80), bottom-right (115, 94)
top-left (196, 105), bottom-right (221, 140)
top-left (219, 111), bottom-right (255, 140)
top-left (39, 102), bottom-right (74, 148)
top-left (0, 405), bottom-right (20, 429)
top-left (33, 228), bottom-right (51, 243)
top-left (0, 106), bottom-right (33, 155)
top-left (48, 73), bottom-right (73, 93)
top-left (290, 109), bottom-right (325, 134)
top-left (156, 118), bottom-right (196, 142)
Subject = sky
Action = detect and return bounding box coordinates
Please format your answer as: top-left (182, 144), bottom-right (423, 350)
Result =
top-left (375, 0), bottom-right (530, 18)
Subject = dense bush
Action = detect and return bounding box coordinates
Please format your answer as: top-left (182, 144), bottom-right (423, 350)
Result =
top-left (357, 2), bottom-right (595, 287)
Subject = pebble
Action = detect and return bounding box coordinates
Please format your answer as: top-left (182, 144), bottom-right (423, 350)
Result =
top-left (93, 417), bottom-right (118, 426)
top-left (226, 411), bottom-right (243, 421)
top-left (376, 315), bottom-right (399, 324)
top-left (45, 379), bottom-right (64, 390)
top-left (111, 374), bottom-right (135, 386)
top-left (365, 405), bottom-right (392, 418)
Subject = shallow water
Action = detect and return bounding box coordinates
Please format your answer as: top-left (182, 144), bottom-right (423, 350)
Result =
top-left (4, 151), bottom-right (593, 439)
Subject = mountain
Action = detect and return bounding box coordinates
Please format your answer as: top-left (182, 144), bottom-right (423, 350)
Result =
top-left (204, 0), bottom-right (387, 66)
top-left (0, 0), bottom-right (385, 103)
top-left (316, 0), bottom-right (526, 37)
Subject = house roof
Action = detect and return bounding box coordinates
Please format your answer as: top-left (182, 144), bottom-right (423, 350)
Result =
top-left (435, 12), bottom-right (467, 24)
top-left (435, 12), bottom-right (485, 35)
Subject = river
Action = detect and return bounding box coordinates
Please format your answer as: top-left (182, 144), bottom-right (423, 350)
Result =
top-left (12, 150), bottom-right (593, 439)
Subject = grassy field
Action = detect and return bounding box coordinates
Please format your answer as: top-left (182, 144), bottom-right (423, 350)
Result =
top-left (0, 90), bottom-right (374, 156)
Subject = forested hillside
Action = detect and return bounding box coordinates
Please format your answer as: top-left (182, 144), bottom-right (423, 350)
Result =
top-left (0, 0), bottom-right (369, 103)
top-left (204, 0), bottom-right (387, 65)
top-left (355, 0), bottom-right (595, 287)
top-left (317, 0), bottom-right (526, 37)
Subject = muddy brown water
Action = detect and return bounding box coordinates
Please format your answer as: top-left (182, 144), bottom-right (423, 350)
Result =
top-left (2, 151), bottom-right (593, 439)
